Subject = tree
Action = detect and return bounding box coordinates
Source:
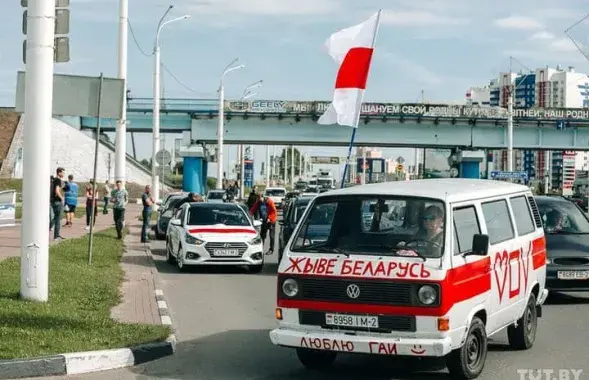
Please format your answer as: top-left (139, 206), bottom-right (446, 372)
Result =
top-left (174, 161), bottom-right (183, 175)
top-left (140, 159), bottom-right (152, 170)
top-left (279, 146), bottom-right (306, 179)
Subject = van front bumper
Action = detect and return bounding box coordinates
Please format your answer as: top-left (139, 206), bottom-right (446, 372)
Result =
top-left (269, 328), bottom-right (452, 357)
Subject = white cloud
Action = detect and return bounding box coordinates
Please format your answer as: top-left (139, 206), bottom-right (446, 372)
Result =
top-left (180, 0), bottom-right (338, 16)
top-left (382, 52), bottom-right (443, 85)
top-left (494, 16), bottom-right (543, 30)
top-left (381, 10), bottom-right (468, 26)
top-left (529, 31), bottom-right (555, 40)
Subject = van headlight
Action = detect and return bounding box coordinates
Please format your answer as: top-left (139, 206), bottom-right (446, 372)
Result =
top-left (417, 285), bottom-right (437, 305)
top-left (185, 233), bottom-right (204, 245)
top-left (282, 278), bottom-right (299, 297)
top-left (249, 235), bottom-right (262, 245)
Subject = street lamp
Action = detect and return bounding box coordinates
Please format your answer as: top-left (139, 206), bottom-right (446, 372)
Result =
top-left (236, 80), bottom-right (263, 197)
top-left (152, 6), bottom-right (190, 200)
top-left (242, 80), bottom-right (263, 100)
top-left (216, 58), bottom-right (245, 189)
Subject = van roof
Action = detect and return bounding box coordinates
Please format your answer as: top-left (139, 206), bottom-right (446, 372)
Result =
top-left (316, 179), bottom-right (530, 203)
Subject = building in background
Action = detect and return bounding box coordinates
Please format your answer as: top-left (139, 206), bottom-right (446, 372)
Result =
top-left (468, 65), bottom-right (589, 191)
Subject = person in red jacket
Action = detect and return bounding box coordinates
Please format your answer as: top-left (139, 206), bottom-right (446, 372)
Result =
top-left (250, 194), bottom-right (277, 254)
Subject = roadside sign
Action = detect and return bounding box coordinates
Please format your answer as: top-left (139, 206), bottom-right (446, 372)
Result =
top-left (490, 171), bottom-right (528, 180)
top-left (23, 9), bottom-right (70, 35)
top-left (23, 37), bottom-right (70, 64)
top-left (155, 149), bottom-right (172, 165)
top-left (396, 156), bottom-right (405, 164)
top-left (22, 0), bottom-right (70, 6)
top-left (311, 156), bottom-right (340, 165)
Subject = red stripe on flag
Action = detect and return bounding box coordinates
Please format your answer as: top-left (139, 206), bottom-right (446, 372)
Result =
top-left (188, 228), bottom-right (256, 234)
top-left (335, 47), bottom-right (374, 90)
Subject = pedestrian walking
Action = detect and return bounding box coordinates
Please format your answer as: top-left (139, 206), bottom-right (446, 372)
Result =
top-left (84, 182), bottom-right (99, 230)
top-left (63, 174), bottom-right (79, 227)
top-left (111, 180), bottom-right (128, 239)
top-left (249, 194), bottom-right (277, 255)
top-left (49, 168), bottom-right (66, 240)
top-left (141, 185), bottom-right (155, 243)
top-left (103, 180), bottom-right (112, 214)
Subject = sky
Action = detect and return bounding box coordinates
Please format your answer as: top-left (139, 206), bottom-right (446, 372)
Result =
top-left (1, 0), bottom-right (589, 179)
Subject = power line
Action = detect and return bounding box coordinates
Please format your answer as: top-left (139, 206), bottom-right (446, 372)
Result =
top-left (127, 19), bottom-right (151, 57)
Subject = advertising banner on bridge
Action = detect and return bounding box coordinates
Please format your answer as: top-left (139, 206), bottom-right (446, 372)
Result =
top-left (224, 100), bottom-right (589, 121)
top-left (0, 190), bottom-right (17, 228)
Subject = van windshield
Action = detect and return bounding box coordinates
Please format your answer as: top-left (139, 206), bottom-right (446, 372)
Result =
top-left (291, 195), bottom-right (446, 258)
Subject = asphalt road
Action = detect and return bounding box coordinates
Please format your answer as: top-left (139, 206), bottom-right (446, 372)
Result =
top-left (37, 220), bottom-right (589, 380)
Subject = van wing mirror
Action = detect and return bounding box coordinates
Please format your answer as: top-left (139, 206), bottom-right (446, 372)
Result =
top-left (466, 234), bottom-right (489, 257)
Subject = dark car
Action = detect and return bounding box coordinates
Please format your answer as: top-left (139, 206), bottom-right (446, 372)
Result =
top-left (535, 195), bottom-right (589, 291)
top-left (156, 195), bottom-right (186, 239)
top-left (278, 196), bottom-right (313, 262)
top-left (282, 191), bottom-right (299, 212)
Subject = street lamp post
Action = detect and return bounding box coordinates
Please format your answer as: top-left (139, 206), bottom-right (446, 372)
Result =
top-left (152, 8), bottom-right (190, 200)
top-left (216, 58), bottom-right (245, 189)
top-left (237, 80), bottom-right (263, 198)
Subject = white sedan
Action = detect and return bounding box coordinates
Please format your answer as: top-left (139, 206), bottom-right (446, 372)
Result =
top-left (165, 202), bottom-right (264, 273)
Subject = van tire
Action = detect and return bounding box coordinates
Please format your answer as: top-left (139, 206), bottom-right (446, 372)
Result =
top-left (296, 348), bottom-right (337, 370)
top-left (445, 316), bottom-right (487, 379)
top-left (507, 292), bottom-right (537, 350)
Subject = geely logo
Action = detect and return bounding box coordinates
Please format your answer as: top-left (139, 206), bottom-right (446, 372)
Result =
top-left (346, 284), bottom-right (360, 299)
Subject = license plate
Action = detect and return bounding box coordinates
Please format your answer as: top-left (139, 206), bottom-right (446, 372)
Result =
top-left (557, 271), bottom-right (589, 280)
top-left (325, 313), bottom-right (379, 328)
top-left (212, 249), bottom-right (239, 256)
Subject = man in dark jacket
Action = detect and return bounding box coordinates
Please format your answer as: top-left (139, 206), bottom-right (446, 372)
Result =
top-left (246, 187), bottom-right (259, 218)
top-left (175, 192), bottom-right (202, 211)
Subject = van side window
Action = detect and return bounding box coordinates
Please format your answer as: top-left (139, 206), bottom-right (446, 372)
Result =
top-left (509, 196), bottom-right (535, 236)
top-left (481, 199), bottom-right (515, 244)
top-left (453, 206), bottom-right (481, 255)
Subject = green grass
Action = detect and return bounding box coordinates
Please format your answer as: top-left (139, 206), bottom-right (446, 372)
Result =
top-left (15, 205), bottom-right (87, 220)
top-left (138, 211), bottom-right (158, 221)
top-left (0, 228), bottom-right (170, 359)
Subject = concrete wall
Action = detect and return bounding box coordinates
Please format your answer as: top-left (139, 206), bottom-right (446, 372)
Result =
top-left (0, 117), bottom-right (153, 185)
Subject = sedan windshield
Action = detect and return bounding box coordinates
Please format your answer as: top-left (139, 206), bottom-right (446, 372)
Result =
top-left (291, 195), bottom-right (446, 258)
top-left (536, 198), bottom-right (589, 234)
top-left (187, 205), bottom-right (250, 226)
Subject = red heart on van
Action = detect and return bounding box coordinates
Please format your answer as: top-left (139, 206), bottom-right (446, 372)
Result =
top-left (494, 250), bottom-right (509, 302)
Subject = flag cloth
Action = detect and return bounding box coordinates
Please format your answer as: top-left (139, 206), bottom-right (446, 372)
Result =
top-left (318, 11), bottom-right (381, 127)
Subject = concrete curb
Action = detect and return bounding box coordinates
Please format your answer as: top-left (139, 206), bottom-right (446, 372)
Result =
top-left (0, 230), bottom-right (177, 379)
top-left (0, 338), bottom-right (175, 379)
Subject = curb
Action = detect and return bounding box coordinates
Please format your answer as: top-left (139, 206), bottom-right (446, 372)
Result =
top-left (0, 230), bottom-right (177, 379)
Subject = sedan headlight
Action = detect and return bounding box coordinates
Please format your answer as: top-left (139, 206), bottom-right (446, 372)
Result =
top-left (282, 278), bottom-right (299, 297)
top-left (248, 235), bottom-right (262, 245)
top-left (417, 285), bottom-right (437, 305)
top-left (184, 233), bottom-right (204, 245)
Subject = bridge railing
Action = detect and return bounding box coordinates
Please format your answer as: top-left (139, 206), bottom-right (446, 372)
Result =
top-left (127, 98), bottom-right (218, 112)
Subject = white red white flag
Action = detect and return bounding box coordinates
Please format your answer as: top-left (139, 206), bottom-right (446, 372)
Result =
top-left (318, 11), bottom-right (381, 127)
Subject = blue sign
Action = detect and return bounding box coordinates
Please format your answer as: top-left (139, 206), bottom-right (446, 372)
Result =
top-left (490, 171), bottom-right (528, 180)
top-left (244, 161), bottom-right (254, 189)
top-left (556, 120), bottom-right (566, 130)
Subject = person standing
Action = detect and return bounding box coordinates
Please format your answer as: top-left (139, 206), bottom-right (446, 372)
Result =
top-left (103, 181), bottom-right (112, 214)
top-left (141, 185), bottom-right (155, 243)
top-left (50, 168), bottom-right (66, 240)
top-left (249, 194), bottom-right (277, 255)
top-left (63, 174), bottom-right (79, 227)
top-left (84, 182), bottom-right (99, 231)
top-left (111, 180), bottom-right (128, 239)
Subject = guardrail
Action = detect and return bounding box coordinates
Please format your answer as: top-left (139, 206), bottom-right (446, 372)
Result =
top-left (127, 98), bottom-right (218, 112)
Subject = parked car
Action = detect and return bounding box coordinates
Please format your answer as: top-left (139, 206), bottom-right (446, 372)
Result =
top-left (282, 191), bottom-right (299, 211)
top-left (166, 202), bottom-right (264, 273)
top-left (156, 194), bottom-right (187, 239)
top-left (278, 196), bottom-right (314, 262)
top-left (264, 187), bottom-right (287, 208)
top-left (206, 189), bottom-right (226, 203)
top-left (536, 195), bottom-right (589, 291)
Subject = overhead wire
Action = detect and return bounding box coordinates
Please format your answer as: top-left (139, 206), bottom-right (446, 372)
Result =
top-left (127, 19), bottom-right (214, 97)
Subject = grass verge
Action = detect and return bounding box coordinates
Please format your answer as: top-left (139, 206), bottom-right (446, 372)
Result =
top-left (15, 205), bottom-right (86, 220)
top-left (0, 228), bottom-right (170, 359)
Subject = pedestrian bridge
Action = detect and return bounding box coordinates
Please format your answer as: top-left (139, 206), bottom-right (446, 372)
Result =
top-left (77, 97), bottom-right (589, 150)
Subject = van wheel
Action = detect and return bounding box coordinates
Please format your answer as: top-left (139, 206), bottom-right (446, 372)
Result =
top-left (507, 292), bottom-right (537, 350)
top-left (445, 316), bottom-right (487, 379)
top-left (296, 348), bottom-right (336, 370)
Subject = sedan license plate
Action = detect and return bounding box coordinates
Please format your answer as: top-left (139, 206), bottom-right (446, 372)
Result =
top-left (325, 313), bottom-right (379, 328)
top-left (213, 249), bottom-right (239, 256)
top-left (557, 271), bottom-right (589, 280)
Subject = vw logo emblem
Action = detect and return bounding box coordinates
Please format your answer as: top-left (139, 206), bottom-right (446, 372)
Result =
top-left (346, 284), bottom-right (360, 299)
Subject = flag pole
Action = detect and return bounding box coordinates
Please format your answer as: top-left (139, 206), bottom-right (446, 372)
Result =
top-left (339, 9), bottom-right (381, 189)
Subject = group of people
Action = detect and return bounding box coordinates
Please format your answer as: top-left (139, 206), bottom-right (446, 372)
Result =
top-left (49, 167), bottom-right (129, 240)
top-left (247, 186), bottom-right (277, 255)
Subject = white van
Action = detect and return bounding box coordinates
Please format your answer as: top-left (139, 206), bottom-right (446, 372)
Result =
top-left (265, 187), bottom-right (287, 208)
top-left (270, 179), bottom-right (548, 379)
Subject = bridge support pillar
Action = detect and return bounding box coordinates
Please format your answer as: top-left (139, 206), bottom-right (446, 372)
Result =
top-left (180, 145), bottom-right (207, 195)
top-left (457, 150), bottom-right (485, 179)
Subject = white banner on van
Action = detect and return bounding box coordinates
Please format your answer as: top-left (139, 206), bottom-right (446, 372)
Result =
top-left (0, 190), bottom-right (17, 228)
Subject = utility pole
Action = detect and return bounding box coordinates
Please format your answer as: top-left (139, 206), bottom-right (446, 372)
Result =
top-left (115, 0), bottom-right (128, 187)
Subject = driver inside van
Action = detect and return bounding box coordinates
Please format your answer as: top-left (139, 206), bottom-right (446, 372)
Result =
top-left (398, 205), bottom-right (444, 256)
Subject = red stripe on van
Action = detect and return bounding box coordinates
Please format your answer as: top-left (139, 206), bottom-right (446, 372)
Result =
top-left (278, 257), bottom-right (492, 317)
top-left (532, 236), bottom-right (546, 269)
